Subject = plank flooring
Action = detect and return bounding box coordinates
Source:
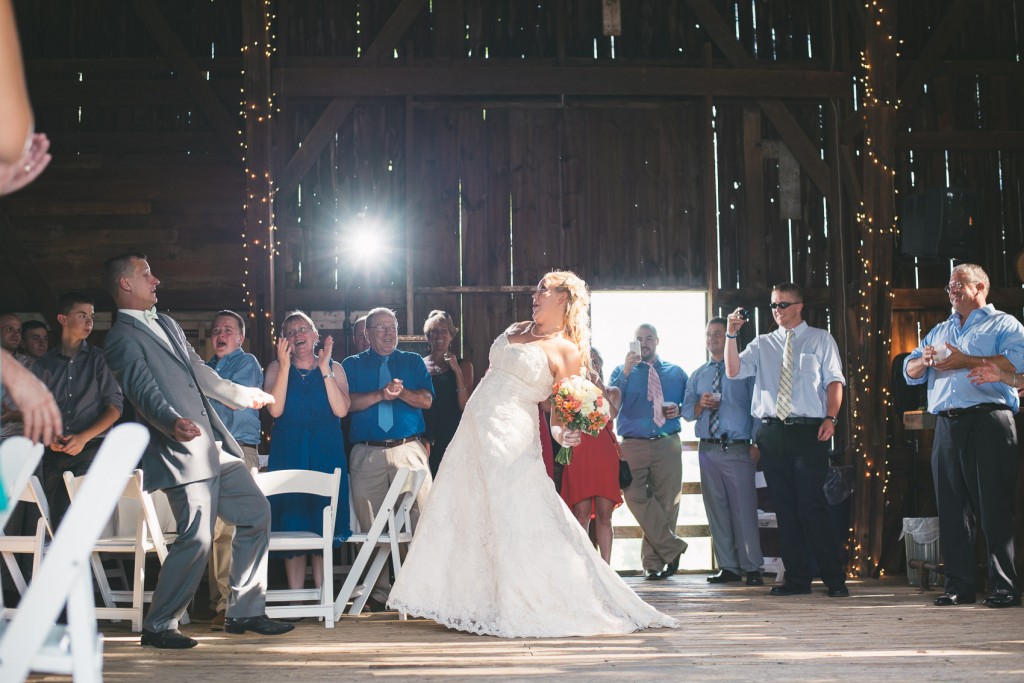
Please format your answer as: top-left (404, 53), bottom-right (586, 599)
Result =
top-left (29, 575), bottom-right (1024, 681)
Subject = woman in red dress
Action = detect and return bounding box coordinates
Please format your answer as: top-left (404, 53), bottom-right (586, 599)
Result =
top-left (559, 348), bottom-right (623, 563)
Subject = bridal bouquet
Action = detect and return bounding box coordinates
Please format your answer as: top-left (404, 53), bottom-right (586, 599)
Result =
top-left (550, 375), bottom-right (612, 466)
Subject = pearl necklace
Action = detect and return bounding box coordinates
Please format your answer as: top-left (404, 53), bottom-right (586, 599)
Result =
top-left (529, 322), bottom-right (564, 340)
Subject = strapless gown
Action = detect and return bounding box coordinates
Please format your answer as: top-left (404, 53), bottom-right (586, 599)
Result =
top-left (388, 333), bottom-right (677, 637)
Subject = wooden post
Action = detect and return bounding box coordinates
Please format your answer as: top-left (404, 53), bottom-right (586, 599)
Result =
top-left (242, 0), bottom-right (275, 360)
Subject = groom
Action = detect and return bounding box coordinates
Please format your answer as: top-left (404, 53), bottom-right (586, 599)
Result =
top-left (102, 252), bottom-right (294, 648)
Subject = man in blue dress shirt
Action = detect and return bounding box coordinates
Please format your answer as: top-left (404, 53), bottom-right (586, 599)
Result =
top-left (726, 283), bottom-right (848, 598)
top-left (610, 323), bottom-right (689, 580)
top-left (342, 307), bottom-right (434, 610)
top-left (904, 264), bottom-right (1024, 609)
top-left (682, 317), bottom-right (763, 586)
top-left (204, 310), bottom-right (264, 628)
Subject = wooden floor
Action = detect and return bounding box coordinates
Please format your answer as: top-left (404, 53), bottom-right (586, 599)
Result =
top-left (30, 575), bottom-right (1024, 681)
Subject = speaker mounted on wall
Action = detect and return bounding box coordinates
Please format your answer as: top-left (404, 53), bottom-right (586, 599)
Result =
top-left (900, 187), bottom-right (980, 261)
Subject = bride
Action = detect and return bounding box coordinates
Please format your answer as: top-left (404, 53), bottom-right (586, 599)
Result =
top-left (388, 271), bottom-right (678, 637)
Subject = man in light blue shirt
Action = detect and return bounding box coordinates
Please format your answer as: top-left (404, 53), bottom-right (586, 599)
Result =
top-left (682, 317), bottom-right (762, 586)
top-left (726, 283), bottom-right (848, 598)
top-left (904, 263), bottom-right (1024, 608)
top-left (204, 310), bottom-right (264, 628)
top-left (610, 323), bottom-right (689, 580)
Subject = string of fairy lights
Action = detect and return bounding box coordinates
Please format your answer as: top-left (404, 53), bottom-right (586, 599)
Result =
top-left (846, 0), bottom-right (899, 578)
top-left (239, 0), bottom-right (278, 337)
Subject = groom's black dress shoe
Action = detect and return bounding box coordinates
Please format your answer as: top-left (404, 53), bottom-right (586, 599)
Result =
top-left (746, 572), bottom-right (764, 586)
top-left (224, 614), bottom-right (296, 635)
top-left (769, 583), bottom-right (812, 596)
top-left (983, 594), bottom-right (1021, 608)
top-left (707, 570), bottom-right (742, 584)
top-left (140, 628), bottom-right (198, 649)
top-left (827, 585), bottom-right (850, 598)
top-left (933, 593), bottom-right (975, 606)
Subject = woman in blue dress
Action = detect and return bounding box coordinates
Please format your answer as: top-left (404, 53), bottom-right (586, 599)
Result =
top-left (264, 310), bottom-right (351, 593)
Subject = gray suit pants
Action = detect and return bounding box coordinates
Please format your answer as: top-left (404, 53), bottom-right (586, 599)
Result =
top-left (144, 451), bottom-right (271, 632)
top-left (698, 442), bottom-right (763, 574)
top-left (620, 435), bottom-right (687, 572)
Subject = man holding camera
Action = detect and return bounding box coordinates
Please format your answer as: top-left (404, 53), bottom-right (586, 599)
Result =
top-left (725, 283), bottom-right (848, 598)
top-left (682, 317), bottom-right (763, 586)
top-left (610, 323), bottom-right (689, 580)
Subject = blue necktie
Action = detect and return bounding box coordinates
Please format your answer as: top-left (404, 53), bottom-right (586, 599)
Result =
top-left (709, 362), bottom-right (722, 437)
top-left (378, 356), bottom-right (393, 433)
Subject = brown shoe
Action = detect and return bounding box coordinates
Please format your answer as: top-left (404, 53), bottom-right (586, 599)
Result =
top-left (211, 610), bottom-right (225, 631)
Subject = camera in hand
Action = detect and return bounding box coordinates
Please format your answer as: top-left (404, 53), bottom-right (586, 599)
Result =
top-left (739, 308), bottom-right (750, 321)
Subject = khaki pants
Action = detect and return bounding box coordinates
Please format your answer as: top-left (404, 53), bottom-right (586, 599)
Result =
top-left (349, 440), bottom-right (432, 600)
top-left (208, 445), bottom-right (260, 612)
top-left (620, 435), bottom-right (687, 572)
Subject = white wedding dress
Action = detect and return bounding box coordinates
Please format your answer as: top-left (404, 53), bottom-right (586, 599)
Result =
top-left (388, 333), bottom-right (678, 637)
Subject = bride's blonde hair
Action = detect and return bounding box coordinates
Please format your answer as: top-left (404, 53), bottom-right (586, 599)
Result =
top-left (544, 270), bottom-right (592, 378)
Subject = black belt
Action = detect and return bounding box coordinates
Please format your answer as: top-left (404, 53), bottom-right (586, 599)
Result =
top-left (357, 435), bottom-right (422, 448)
top-left (762, 416), bottom-right (822, 426)
top-left (239, 443), bottom-right (259, 448)
top-left (700, 438), bottom-right (751, 445)
top-left (624, 432), bottom-right (680, 441)
top-left (937, 403), bottom-right (1009, 419)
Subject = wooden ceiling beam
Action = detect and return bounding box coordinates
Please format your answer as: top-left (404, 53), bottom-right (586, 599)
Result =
top-left (273, 66), bottom-right (849, 99)
top-left (682, 0), bottom-right (833, 197)
top-left (276, 0), bottom-right (429, 201)
top-left (130, 0), bottom-right (240, 152)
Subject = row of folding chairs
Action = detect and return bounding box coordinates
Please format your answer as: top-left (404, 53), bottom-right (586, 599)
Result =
top-left (0, 430), bottom-right (427, 681)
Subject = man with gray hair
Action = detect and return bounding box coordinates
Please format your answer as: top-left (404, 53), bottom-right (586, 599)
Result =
top-left (904, 263), bottom-right (1024, 608)
top-left (342, 307), bottom-right (434, 610)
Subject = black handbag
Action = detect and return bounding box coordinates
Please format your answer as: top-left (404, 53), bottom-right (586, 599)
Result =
top-left (618, 460), bottom-right (633, 489)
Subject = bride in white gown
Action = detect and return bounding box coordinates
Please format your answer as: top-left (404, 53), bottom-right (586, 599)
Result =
top-left (388, 271), bottom-right (678, 637)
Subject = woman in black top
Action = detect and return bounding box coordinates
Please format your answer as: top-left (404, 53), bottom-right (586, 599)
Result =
top-left (422, 310), bottom-right (475, 477)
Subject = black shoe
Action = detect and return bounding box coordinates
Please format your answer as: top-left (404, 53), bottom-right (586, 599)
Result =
top-left (661, 542), bottom-right (688, 579)
top-left (746, 571), bottom-right (764, 586)
top-left (644, 568), bottom-right (668, 581)
top-left (982, 594), bottom-right (1022, 608)
top-left (707, 569), bottom-right (742, 584)
top-left (933, 593), bottom-right (975, 606)
top-left (769, 584), bottom-right (811, 596)
top-left (363, 596), bottom-right (391, 613)
top-left (827, 585), bottom-right (850, 598)
top-left (140, 628), bottom-right (198, 649)
top-left (224, 614), bottom-right (296, 635)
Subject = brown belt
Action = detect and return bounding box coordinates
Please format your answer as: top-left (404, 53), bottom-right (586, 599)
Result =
top-left (357, 435), bottom-right (422, 448)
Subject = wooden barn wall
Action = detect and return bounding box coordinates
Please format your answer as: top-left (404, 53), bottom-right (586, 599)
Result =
top-left (1, 0), bottom-right (247, 320)
top-left (884, 0), bottom-right (1024, 575)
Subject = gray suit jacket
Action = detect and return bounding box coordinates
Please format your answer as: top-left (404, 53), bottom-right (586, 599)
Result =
top-left (104, 312), bottom-right (251, 491)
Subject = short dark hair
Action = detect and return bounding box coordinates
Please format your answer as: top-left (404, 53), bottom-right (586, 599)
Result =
top-left (212, 310), bottom-right (246, 337)
top-left (57, 291), bottom-right (94, 316)
top-left (772, 282), bottom-right (804, 302)
top-left (22, 320), bottom-right (48, 335)
top-left (708, 316), bottom-right (727, 328)
top-left (103, 251), bottom-right (147, 297)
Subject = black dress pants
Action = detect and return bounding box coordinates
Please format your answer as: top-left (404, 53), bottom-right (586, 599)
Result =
top-left (932, 409), bottom-right (1019, 597)
top-left (758, 421), bottom-right (845, 589)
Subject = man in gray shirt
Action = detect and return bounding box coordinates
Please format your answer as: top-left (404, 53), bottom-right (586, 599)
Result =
top-left (32, 292), bottom-right (123, 527)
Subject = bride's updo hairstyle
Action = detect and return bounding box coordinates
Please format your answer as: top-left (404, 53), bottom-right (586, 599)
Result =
top-left (544, 270), bottom-right (592, 378)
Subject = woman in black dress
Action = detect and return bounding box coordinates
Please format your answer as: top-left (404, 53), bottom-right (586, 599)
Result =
top-left (422, 310), bottom-right (475, 477)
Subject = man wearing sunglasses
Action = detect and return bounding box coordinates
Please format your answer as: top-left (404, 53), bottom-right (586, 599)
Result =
top-left (725, 283), bottom-right (848, 598)
top-left (904, 263), bottom-right (1024, 609)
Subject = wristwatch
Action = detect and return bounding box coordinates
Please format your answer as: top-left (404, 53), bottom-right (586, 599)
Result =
top-left (825, 415), bottom-right (837, 424)
top-left (323, 370), bottom-right (335, 379)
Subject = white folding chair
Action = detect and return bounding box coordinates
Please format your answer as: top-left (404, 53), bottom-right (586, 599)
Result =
top-left (64, 468), bottom-right (178, 632)
top-left (254, 468), bottom-right (342, 627)
top-left (0, 475), bottom-right (53, 599)
top-left (0, 438), bottom-right (45, 532)
top-left (333, 467), bottom-right (427, 620)
top-left (0, 422), bottom-right (149, 683)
